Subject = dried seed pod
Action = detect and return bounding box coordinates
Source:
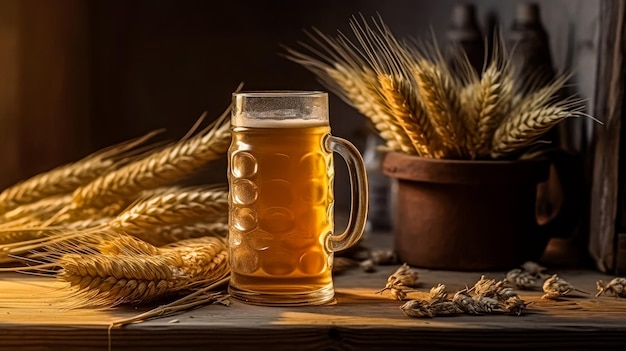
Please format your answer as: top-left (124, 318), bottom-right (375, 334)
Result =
top-left (471, 275), bottom-right (498, 296)
top-left (370, 249), bottom-right (399, 265)
top-left (596, 277), bottom-right (626, 298)
top-left (541, 274), bottom-right (588, 299)
top-left (400, 299), bottom-right (461, 318)
top-left (475, 296), bottom-right (501, 313)
top-left (505, 268), bottom-right (537, 290)
top-left (430, 301), bottom-right (462, 316)
top-left (521, 261), bottom-right (547, 277)
top-left (503, 296), bottom-right (530, 316)
top-left (428, 284), bottom-right (448, 303)
top-left (388, 263), bottom-right (419, 287)
top-left (495, 285), bottom-right (519, 302)
top-left (453, 290), bottom-right (481, 314)
top-left (376, 263), bottom-right (419, 300)
top-left (389, 287), bottom-right (408, 301)
top-left (400, 300), bottom-right (434, 318)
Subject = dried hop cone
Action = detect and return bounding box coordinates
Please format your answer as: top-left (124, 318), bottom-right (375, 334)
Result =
top-left (521, 261), bottom-right (548, 278)
top-left (505, 268), bottom-right (537, 290)
top-left (377, 263), bottom-right (420, 300)
top-left (596, 277), bottom-right (626, 298)
top-left (542, 274), bottom-right (588, 300)
top-left (400, 299), bottom-right (461, 318)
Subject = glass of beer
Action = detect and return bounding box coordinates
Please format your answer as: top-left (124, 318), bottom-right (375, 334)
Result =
top-left (228, 91), bottom-right (368, 306)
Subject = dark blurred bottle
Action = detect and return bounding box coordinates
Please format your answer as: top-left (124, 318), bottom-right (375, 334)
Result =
top-left (363, 131), bottom-right (392, 232)
top-left (508, 2), bottom-right (556, 94)
top-left (446, 3), bottom-right (485, 75)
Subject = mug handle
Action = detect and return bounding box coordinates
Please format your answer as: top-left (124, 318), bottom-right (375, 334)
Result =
top-left (537, 148), bottom-right (585, 238)
top-left (325, 135), bottom-right (369, 252)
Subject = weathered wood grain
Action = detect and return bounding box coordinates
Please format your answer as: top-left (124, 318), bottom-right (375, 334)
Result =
top-left (1, 244), bottom-right (625, 351)
top-left (589, 0), bottom-right (626, 273)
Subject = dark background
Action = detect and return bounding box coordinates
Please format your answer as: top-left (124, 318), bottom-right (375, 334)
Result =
top-left (0, 0), bottom-right (599, 212)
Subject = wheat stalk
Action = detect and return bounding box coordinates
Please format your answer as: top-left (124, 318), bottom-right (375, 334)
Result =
top-left (378, 73), bottom-right (444, 157)
top-left (0, 194), bottom-right (72, 225)
top-left (286, 16), bottom-right (590, 160)
top-left (56, 235), bottom-right (229, 307)
top-left (0, 217), bottom-right (111, 249)
top-left (133, 222), bottom-right (228, 247)
top-left (44, 186), bottom-right (182, 226)
top-left (413, 59), bottom-right (469, 158)
top-left (0, 131), bottom-right (160, 215)
top-left (510, 74), bottom-right (571, 118)
top-left (0, 186), bottom-right (228, 261)
top-left (327, 66), bottom-right (415, 153)
top-left (462, 64), bottom-right (515, 158)
top-left (69, 113), bottom-right (231, 212)
top-left (283, 26), bottom-right (415, 153)
top-left (491, 101), bottom-right (584, 158)
top-left (109, 186), bottom-right (228, 237)
top-left (109, 277), bottom-right (229, 328)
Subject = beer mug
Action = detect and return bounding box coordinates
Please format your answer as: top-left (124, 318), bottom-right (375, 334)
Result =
top-left (228, 91), bottom-right (368, 306)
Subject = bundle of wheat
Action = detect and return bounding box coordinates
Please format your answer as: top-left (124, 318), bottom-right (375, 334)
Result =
top-left (0, 102), bottom-right (234, 309)
top-left (285, 15), bottom-right (592, 160)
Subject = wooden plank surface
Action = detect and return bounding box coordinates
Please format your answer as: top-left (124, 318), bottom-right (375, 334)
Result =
top-left (1, 233), bottom-right (626, 351)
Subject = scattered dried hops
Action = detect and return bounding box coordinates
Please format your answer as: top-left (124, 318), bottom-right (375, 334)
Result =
top-left (596, 277), bottom-right (626, 298)
top-left (520, 261), bottom-right (548, 278)
top-left (360, 248), bottom-right (399, 272)
top-left (401, 284), bottom-right (461, 318)
top-left (377, 263), bottom-right (420, 300)
top-left (400, 275), bottom-right (529, 318)
top-left (504, 261), bottom-right (548, 290)
top-left (541, 274), bottom-right (589, 300)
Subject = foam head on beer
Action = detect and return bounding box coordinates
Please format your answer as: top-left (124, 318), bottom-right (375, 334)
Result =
top-left (232, 91), bottom-right (328, 128)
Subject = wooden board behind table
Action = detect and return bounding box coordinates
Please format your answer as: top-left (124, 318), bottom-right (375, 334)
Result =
top-left (1, 235), bottom-right (626, 351)
top-left (589, 0), bottom-right (626, 273)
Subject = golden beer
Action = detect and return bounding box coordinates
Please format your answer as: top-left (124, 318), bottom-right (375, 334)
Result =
top-left (228, 91), bottom-right (367, 306)
top-left (228, 122), bottom-right (335, 303)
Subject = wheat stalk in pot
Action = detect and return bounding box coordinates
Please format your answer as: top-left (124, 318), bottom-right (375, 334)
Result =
top-left (285, 15), bottom-right (592, 160)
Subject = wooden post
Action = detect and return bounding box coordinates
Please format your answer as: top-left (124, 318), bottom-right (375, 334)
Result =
top-left (589, 0), bottom-right (626, 273)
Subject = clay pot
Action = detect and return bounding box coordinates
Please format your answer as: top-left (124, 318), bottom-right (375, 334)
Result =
top-left (382, 151), bottom-right (570, 271)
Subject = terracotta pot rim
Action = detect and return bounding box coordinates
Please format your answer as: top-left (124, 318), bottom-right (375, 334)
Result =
top-left (382, 151), bottom-right (550, 184)
top-left (383, 151), bottom-right (548, 165)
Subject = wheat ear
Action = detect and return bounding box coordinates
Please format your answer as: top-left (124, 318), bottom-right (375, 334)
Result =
top-left (283, 28), bottom-right (414, 153)
top-left (378, 73), bottom-right (443, 157)
top-left (57, 235), bottom-right (229, 307)
top-left (462, 64), bottom-right (515, 158)
top-left (109, 186), bottom-right (228, 237)
top-left (0, 194), bottom-right (72, 225)
top-left (327, 66), bottom-right (415, 153)
top-left (355, 17), bottom-right (442, 156)
top-left (0, 186), bottom-right (227, 260)
top-left (413, 59), bottom-right (469, 158)
top-left (0, 217), bottom-right (111, 249)
top-left (490, 101), bottom-right (584, 158)
top-left (132, 222), bottom-right (228, 247)
top-left (69, 112), bottom-right (231, 212)
top-left (0, 131), bottom-right (160, 215)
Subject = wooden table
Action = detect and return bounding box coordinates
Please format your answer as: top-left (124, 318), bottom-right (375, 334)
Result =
top-left (1, 232), bottom-right (626, 351)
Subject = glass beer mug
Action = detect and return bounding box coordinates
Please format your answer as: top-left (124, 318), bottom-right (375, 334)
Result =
top-left (228, 91), bottom-right (368, 306)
